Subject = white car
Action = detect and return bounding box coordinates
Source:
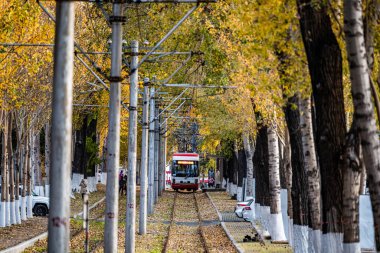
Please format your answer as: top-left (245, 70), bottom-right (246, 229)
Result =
top-left (234, 196), bottom-right (254, 218)
top-left (32, 191), bottom-right (50, 216)
top-left (242, 199), bottom-right (255, 221)
top-left (0, 186), bottom-right (49, 216)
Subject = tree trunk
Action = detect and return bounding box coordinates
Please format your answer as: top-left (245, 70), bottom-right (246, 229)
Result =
top-left (342, 124), bottom-right (362, 253)
top-left (8, 113), bottom-right (16, 225)
top-left (253, 126), bottom-right (270, 233)
top-left (237, 148), bottom-right (246, 201)
top-left (21, 136), bottom-right (28, 221)
top-left (267, 126), bottom-right (287, 241)
top-left (1, 111), bottom-right (9, 227)
top-left (44, 122), bottom-right (50, 197)
top-left (27, 134), bottom-right (33, 218)
top-left (297, 1), bottom-right (347, 251)
top-left (285, 95), bottom-right (309, 253)
top-left (299, 96), bottom-right (321, 252)
top-left (344, 1), bottom-right (380, 250)
top-left (284, 129), bottom-right (294, 246)
top-left (243, 133), bottom-right (255, 197)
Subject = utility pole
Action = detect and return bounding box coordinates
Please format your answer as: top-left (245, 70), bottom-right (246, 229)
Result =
top-left (104, 2), bottom-right (124, 252)
top-left (160, 122), bottom-right (167, 193)
top-left (139, 78), bottom-right (150, 235)
top-left (154, 105), bottom-right (160, 203)
top-left (148, 88), bottom-right (155, 214)
top-left (48, 2), bottom-right (75, 252)
top-left (158, 110), bottom-right (163, 196)
top-left (125, 40), bottom-right (139, 253)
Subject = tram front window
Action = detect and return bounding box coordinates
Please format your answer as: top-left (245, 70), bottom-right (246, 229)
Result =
top-left (172, 161), bottom-right (199, 177)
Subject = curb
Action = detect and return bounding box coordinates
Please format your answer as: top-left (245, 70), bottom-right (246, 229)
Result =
top-left (0, 196), bottom-right (106, 253)
top-left (205, 192), bottom-right (244, 253)
top-left (0, 232), bottom-right (48, 253)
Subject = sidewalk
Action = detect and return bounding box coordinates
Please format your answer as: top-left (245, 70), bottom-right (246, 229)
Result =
top-left (207, 191), bottom-right (292, 253)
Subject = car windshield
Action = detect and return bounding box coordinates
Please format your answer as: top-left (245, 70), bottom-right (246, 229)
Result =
top-left (172, 160), bottom-right (199, 177)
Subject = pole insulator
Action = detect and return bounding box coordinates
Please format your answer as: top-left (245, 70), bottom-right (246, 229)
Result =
top-left (109, 15), bottom-right (127, 24)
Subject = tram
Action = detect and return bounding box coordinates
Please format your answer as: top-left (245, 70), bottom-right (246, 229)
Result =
top-left (171, 153), bottom-right (200, 191)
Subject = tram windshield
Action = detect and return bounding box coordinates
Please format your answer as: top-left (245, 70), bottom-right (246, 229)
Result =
top-left (172, 160), bottom-right (199, 177)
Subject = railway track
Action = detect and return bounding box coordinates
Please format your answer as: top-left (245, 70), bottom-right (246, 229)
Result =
top-left (163, 191), bottom-right (208, 253)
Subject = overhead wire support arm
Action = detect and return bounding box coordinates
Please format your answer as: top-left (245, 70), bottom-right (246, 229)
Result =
top-left (37, 0), bottom-right (109, 80)
top-left (76, 55), bottom-right (110, 91)
top-left (160, 100), bottom-right (187, 128)
top-left (125, 0), bottom-right (216, 2)
top-left (135, 4), bottom-right (199, 69)
top-left (156, 88), bottom-right (189, 118)
top-left (163, 84), bottom-right (238, 89)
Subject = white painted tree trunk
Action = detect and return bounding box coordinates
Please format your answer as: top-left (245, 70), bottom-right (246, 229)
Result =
top-left (267, 126), bottom-right (287, 241)
top-left (294, 225), bottom-right (309, 253)
top-left (21, 196), bottom-right (27, 221)
top-left (344, 1), bottom-right (380, 250)
top-left (243, 133), bottom-right (255, 197)
top-left (299, 97), bottom-right (322, 253)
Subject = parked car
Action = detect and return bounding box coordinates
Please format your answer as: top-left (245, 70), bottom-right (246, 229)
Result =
top-left (32, 191), bottom-right (49, 216)
top-left (234, 196), bottom-right (254, 218)
top-left (0, 185), bottom-right (49, 216)
top-left (241, 198), bottom-right (255, 221)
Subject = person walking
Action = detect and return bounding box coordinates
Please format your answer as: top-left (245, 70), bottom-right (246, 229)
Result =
top-left (80, 178), bottom-right (88, 199)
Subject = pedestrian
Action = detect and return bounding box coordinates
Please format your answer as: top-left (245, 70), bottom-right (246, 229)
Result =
top-left (80, 178), bottom-right (88, 199)
top-left (215, 169), bottom-right (221, 188)
top-left (119, 170), bottom-right (125, 195)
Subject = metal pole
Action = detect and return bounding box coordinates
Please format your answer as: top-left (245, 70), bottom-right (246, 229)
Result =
top-left (147, 88), bottom-right (155, 214)
top-left (48, 2), bottom-right (75, 252)
top-left (104, 2), bottom-right (123, 252)
top-left (139, 78), bottom-right (149, 235)
top-left (125, 40), bottom-right (139, 253)
top-left (154, 105), bottom-right (159, 203)
top-left (83, 192), bottom-right (89, 253)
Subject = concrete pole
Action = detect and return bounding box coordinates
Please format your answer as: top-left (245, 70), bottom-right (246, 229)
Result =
top-left (139, 78), bottom-right (149, 235)
top-left (125, 40), bottom-right (139, 253)
top-left (147, 88), bottom-right (155, 214)
top-left (162, 122), bottom-right (167, 191)
top-left (47, 2), bottom-right (75, 252)
top-left (154, 105), bottom-right (159, 203)
top-left (158, 111), bottom-right (163, 196)
top-left (104, 2), bottom-right (123, 252)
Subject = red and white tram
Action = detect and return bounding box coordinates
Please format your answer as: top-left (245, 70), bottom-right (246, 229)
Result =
top-left (171, 153), bottom-right (200, 191)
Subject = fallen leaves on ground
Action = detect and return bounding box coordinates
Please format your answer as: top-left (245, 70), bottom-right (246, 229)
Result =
top-left (207, 192), bottom-right (237, 213)
top-left (202, 225), bottom-right (237, 253)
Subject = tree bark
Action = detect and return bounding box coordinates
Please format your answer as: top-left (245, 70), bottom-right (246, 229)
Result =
top-left (344, 1), bottom-right (380, 250)
top-left (8, 113), bottom-right (16, 225)
top-left (1, 111), bottom-right (9, 227)
top-left (243, 133), bottom-right (255, 197)
top-left (299, 96), bottom-right (322, 252)
top-left (296, 2), bottom-right (347, 250)
top-left (268, 125), bottom-right (287, 241)
top-left (44, 122), bottom-right (50, 185)
top-left (342, 124), bottom-right (362, 252)
top-left (285, 95), bottom-right (309, 252)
